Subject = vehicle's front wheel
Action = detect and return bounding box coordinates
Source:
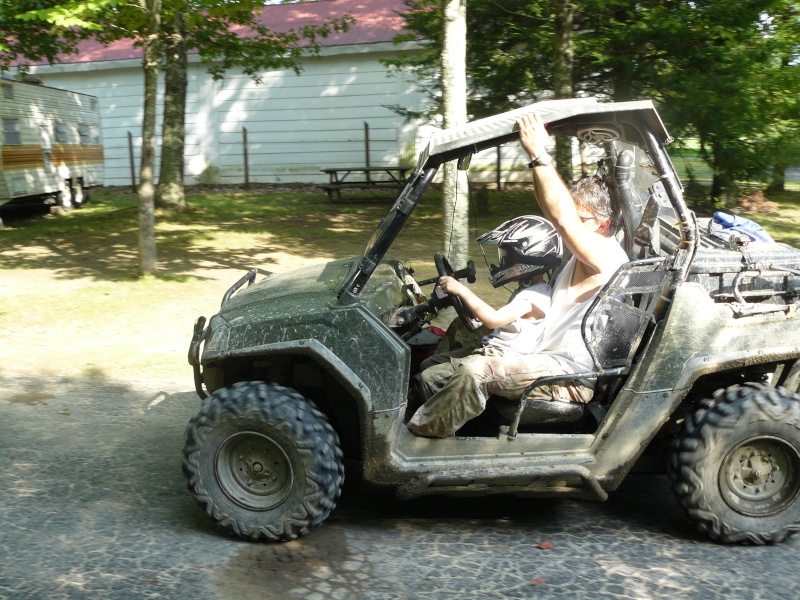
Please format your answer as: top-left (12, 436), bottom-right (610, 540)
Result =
top-left (182, 381), bottom-right (344, 542)
top-left (669, 383), bottom-right (800, 544)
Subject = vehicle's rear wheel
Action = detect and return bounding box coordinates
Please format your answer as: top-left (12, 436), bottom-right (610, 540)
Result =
top-left (182, 381), bottom-right (344, 541)
top-left (669, 383), bottom-right (800, 544)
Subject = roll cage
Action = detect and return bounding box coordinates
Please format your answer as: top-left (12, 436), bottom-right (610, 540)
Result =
top-left (338, 98), bottom-right (697, 304)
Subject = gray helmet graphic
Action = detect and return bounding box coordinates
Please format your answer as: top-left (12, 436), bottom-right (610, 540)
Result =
top-left (477, 215), bottom-right (563, 288)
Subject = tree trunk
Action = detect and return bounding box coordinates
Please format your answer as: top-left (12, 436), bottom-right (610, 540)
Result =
top-left (767, 165), bottom-right (786, 193)
top-left (441, 0), bottom-right (469, 270)
top-left (553, 0), bottom-right (574, 184)
top-left (138, 0), bottom-right (162, 277)
top-left (156, 11), bottom-right (188, 211)
top-left (710, 141), bottom-right (736, 207)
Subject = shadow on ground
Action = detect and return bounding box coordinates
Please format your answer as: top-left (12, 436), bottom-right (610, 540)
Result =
top-left (1, 374), bottom-right (798, 599)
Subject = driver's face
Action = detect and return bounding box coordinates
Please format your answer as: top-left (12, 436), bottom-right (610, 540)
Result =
top-left (576, 210), bottom-right (611, 235)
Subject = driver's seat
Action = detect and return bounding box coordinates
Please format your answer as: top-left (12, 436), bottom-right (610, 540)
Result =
top-left (506, 257), bottom-right (674, 436)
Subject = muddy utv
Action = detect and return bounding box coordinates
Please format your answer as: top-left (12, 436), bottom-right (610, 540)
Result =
top-left (183, 98), bottom-right (800, 544)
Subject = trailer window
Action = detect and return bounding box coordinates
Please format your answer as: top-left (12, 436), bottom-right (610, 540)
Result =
top-left (79, 123), bottom-right (100, 146)
top-left (55, 121), bottom-right (69, 143)
top-left (3, 118), bottom-right (21, 145)
top-left (43, 151), bottom-right (53, 173)
top-left (2, 84), bottom-right (12, 99)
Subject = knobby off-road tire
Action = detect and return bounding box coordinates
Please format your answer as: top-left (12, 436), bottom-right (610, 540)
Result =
top-left (182, 381), bottom-right (344, 542)
top-left (669, 383), bottom-right (800, 544)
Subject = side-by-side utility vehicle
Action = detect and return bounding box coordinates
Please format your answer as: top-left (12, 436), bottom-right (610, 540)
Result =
top-left (183, 98), bottom-right (800, 544)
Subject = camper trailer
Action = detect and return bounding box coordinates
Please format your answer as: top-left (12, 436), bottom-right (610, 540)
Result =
top-left (0, 77), bottom-right (103, 215)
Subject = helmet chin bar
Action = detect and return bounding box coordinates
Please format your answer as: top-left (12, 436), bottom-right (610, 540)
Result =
top-left (489, 262), bottom-right (553, 288)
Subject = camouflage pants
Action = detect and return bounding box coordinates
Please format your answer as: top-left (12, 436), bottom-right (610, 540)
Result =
top-left (406, 346), bottom-right (592, 438)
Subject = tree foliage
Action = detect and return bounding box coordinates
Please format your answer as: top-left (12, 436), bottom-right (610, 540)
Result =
top-left (3, 0), bottom-right (352, 272)
top-left (0, 0), bottom-right (91, 67)
top-left (390, 0), bottom-right (800, 200)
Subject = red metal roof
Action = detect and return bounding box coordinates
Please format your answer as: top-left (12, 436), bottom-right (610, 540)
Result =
top-left (41, 0), bottom-right (411, 65)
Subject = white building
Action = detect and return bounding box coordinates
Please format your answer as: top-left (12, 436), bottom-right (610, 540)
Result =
top-left (21, 0), bottom-right (434, 188)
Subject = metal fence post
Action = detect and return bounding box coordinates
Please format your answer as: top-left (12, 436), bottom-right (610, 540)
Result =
top-left (243, 127), bottom-right (250, 189)
top-left (128, 131), bottom-right (137, 192)
top-left (364, 122), bottom-right (371, 183)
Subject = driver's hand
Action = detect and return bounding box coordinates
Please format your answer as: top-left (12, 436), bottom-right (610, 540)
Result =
top-left (517, 113), bottom-right (548, 160)
top-left (439, 276), bottom-right (466, 297)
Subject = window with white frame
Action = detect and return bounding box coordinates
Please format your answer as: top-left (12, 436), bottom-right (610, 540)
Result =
top-left (2, 118), bottom-right (21, 145)
top-left (54, 120), bottom-right (69, 143)
top-left (78, 122), bottom-right (101, 145)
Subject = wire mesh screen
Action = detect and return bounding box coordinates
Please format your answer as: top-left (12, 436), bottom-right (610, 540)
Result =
top-left (583, 261), bottom-right (672, 370)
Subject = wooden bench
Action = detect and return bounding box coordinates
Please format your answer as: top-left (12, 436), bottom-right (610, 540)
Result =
top-left (321, 166), bottom-right (411, 200)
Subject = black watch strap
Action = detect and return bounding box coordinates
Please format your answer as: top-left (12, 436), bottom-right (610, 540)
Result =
top-left (527, 152), bottom-right (553, 168)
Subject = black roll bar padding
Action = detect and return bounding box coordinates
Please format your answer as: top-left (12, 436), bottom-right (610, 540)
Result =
top-left (339, 166), bottom-right (439, 302)
top-left (641, 128), bottom-right (698, 278)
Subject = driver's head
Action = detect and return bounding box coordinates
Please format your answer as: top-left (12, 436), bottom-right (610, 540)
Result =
top-left (570, 176), bottom-right (617, 236)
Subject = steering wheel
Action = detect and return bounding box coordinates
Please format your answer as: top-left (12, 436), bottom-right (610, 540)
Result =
top-left (433, 252), bottom-right (481, 332)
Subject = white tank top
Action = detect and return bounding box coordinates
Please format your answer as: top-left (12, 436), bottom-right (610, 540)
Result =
top-left (538, 243), bottom-right (628, 373)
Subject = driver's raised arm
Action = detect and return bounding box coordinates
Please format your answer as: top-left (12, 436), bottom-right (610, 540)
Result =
top-left (517, 113), bottom-right (616, 277)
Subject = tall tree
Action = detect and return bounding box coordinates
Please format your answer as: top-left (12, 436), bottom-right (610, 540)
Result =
top-left (156, 7), bottom-right (189, 210)
top-left (0, 0), bottom-right (85, 66)
top-left (138, 0), bottom-right (162, 276)
top-left (392, 0), bottom-right (800, 203)
top-left (553, 0), bottom-right (574, 182)
top-left (10, 0), bottom-right (162, 275)
top-left (440, 0), bottom-right (469, 269)
top-left (10, 0), bottom-right (351, 274)
top-left (644, 0), bottom-right (800, 202)
top-left (155, 2), bottom-right (353, 210)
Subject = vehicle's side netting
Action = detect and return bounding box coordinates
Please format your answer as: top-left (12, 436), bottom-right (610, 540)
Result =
top-left (584, 260), bottom-right (673, 371)
top-left (508, 258), bottom-right (674, 435)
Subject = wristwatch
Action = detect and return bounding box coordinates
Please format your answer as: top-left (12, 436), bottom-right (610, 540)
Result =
top-left (527, 152), bottom-right (553, 168)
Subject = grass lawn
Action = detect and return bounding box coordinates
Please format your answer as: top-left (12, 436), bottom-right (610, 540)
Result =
top-left (1, 183), bottom-right (798, 382)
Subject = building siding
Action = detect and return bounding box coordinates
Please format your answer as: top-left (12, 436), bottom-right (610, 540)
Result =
top-left (26, 44), bottom-right (430, 188)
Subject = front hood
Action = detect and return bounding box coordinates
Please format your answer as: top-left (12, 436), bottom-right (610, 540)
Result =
top-left (200, 257), bottom-right (409, 365)
top-left (215, 257), bottom-right (406, 331)
top-left (223, 259), bottom-right (355, 314)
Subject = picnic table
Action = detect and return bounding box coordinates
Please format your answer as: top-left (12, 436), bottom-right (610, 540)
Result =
top-left (321, 166), bottom-right (412, 200)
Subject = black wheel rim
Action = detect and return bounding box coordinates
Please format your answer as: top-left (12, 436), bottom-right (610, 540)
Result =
top-left (215, 431), bottom-right (294, 511)
top-left (720, 435), bottom-right (800, 517)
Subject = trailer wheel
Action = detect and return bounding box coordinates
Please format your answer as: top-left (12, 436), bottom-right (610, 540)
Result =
top-left (71, 181), bottom-right (85, 207)
top-left (57, 184), bottom-right (73, 211)
top-left (182, 381), bottom-right (344, 542)
top-left (669, 383), bottom-right (800, 544)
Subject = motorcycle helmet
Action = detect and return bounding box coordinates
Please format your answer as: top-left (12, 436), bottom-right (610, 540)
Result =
top-left (477, 215), bottom-right (563, 288)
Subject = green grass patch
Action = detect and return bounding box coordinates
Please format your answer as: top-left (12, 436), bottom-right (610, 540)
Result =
top-left (2, 183), bottom-right (798, 381)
